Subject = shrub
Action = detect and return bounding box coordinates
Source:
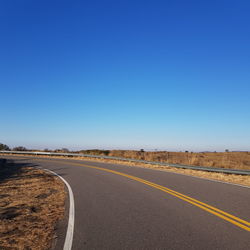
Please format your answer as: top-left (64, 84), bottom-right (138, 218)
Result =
top-left (13, 146), bottom-right (27, 151)
top-left (0, 143), bottom-right (10, 151)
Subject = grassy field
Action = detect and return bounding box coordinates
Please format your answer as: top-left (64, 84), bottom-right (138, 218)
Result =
top-left (78, 150), bottom-right (250, 170)
top-left (0, 159), bottom-right (66, 250)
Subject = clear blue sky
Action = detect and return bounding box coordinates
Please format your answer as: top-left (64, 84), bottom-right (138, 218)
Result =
top-left (1, 0), bottom-right (250, 151)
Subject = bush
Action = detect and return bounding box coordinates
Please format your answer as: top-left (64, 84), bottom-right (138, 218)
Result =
top-left (13, 146), bottom-right (27, 151)
top-left (0, 143), bottom-right (10, 151)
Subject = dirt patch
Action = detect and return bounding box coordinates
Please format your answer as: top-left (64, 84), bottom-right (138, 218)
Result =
top-left (0, 159), bottom-right (66, 250)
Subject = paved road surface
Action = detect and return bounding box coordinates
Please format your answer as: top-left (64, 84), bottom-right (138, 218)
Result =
top-left (3, 156), bottom-right (250, 249)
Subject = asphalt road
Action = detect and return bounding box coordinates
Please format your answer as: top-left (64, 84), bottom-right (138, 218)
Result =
top-left (3, 156), bottom-right (250, 250)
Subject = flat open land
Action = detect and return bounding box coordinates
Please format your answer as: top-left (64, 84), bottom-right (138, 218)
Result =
top-left (0, 159), bottom-right (66, 250)
top-left (90, 150), bottom-right (250, 170)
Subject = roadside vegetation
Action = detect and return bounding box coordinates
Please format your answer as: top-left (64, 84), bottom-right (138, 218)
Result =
top-left (38, 149), bottom-right (250, 171)
top-left (106, 150), bottom-right (250, 170)
top-left (1, 143), bottom-right (249, 187)
top-left (1, 143), bottom-right (249, 170)
top-left (0, 158), bottom-right (66, 249)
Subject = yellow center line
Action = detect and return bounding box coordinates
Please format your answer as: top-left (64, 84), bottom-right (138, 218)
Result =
top-left (109, 170), bottom-right (250, 227)
top-left (37, 158), bottom-right (250, 232)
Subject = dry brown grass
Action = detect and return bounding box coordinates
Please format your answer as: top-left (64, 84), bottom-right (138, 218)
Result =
top-left (0, 159), bottom-right (66, 250)
top-left (107, 150), bottom-right (250, 170)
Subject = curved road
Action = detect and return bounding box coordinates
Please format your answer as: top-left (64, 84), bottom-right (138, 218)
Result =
top-left (4, 156), bottom-right (250, 249)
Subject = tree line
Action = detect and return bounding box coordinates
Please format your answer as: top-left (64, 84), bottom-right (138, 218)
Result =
top-left (0, 143), bottom-right (27, 151)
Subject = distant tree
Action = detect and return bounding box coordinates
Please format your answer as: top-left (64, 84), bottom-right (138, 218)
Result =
top-left (139, 149), bottom-right (145, 160)
top-left (54, 148), bottom-right (70, 153)
top-left (79, 150), bottom-right (87, 154)
top-left (13, 146), bottom-right (27, 151)
top-left (102, 150), bottom-right (110, 156)
top-left (0, 143), bottom-right (10, 151)
top-left (61, 148), bottom-right (69, 153)
top-left (225, 149), bottom-right (229, 153)
top-left (185, 150), bottom-right (189, 153)
top-left (44, 148), bottom-right (50, 152)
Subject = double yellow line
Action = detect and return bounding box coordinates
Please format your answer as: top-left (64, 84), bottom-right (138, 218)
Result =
top-left (41, 159), bottom-right (250, 232)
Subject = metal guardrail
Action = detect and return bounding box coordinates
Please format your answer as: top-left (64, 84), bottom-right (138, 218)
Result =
top-left (1, 150), bottom-right (250, 175)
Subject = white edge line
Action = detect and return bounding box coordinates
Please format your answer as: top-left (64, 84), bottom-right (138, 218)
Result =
top-left (41, 168), bottom-right (75, 250)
